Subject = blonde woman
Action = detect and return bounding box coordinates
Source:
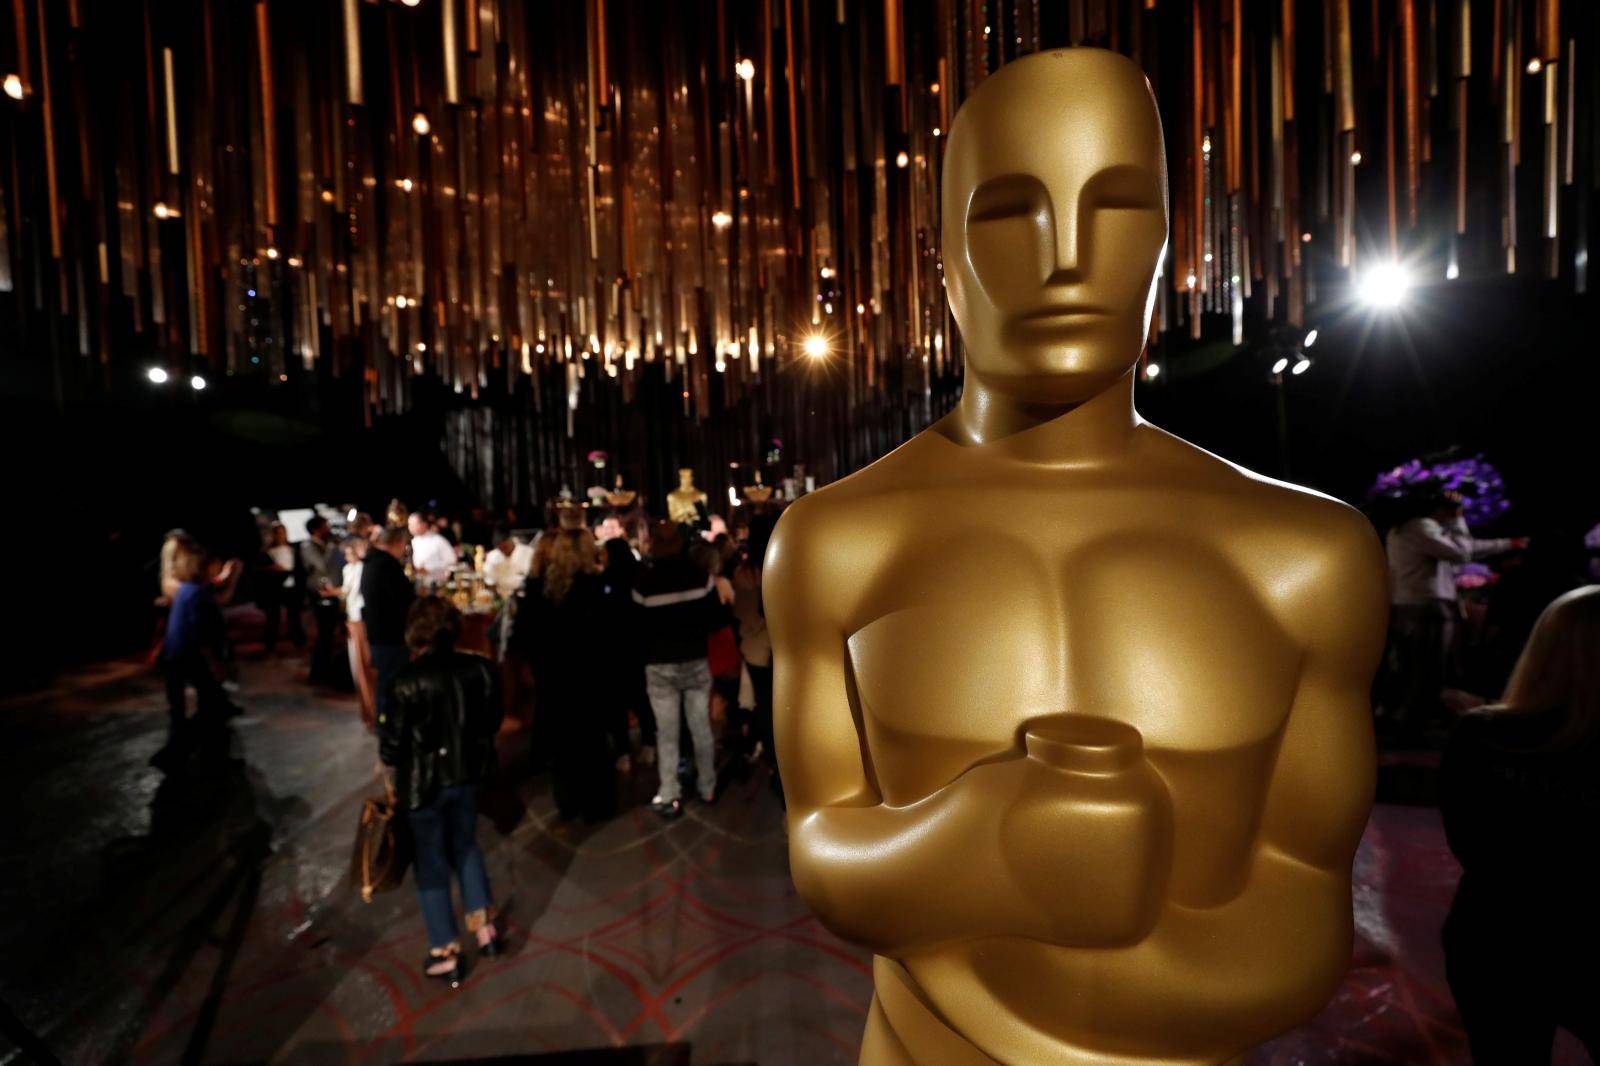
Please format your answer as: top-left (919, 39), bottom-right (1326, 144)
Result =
top-left (516, 527), bottom-right (614, 821)
top-left (1440, 585), bottom-right (1600, 1062)
top-left (338, 536), bottom-right (377, 727)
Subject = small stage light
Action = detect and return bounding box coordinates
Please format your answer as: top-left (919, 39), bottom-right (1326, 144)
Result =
top-left (190, 374), bottom-right (208, 390)
top-left (1357, 261), bottom-right (1411, 309)
top-left (1144, 362), bottom-right (1161, 379)
top-left (711, 210), bottom-right (732, 228)
top-left (735, 58), bottom-right (756, 81)
top-left (147, 367), bottom-right (169, 384)
top-left (895, 150), bottom-right (910, 168)
top-left (412, 109), bottom-right (431, 135)
top-left (1303, 328), bottom-right (1319, 348)
top-left (3, 74), bottom-right (22, 100)
top-left (1271, 357), bottom-right (1289, 375)
top-left (802, 334), bottom-right (828, 359)
top-left (1291, 357), bottom-right (1312, 375)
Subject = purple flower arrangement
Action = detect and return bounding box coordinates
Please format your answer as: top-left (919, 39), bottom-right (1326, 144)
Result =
top-left (1367, 455), bottom-right (1511, 530)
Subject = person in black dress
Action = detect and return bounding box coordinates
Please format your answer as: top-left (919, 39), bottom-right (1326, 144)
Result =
top-left (1440, 585), bottom-right (1600, 1063)
top-left (516, 527), bottom-right (616, 822)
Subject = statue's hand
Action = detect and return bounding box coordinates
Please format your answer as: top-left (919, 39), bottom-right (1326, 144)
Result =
top-left (986, 715), bottom-right (1173, 946)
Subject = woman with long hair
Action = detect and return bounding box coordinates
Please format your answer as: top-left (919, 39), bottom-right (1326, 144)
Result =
top-left (380, 597), bottom-right (504, 986)
top-left (518, 526), bottom-right (615, 821)
top-left (1440, 585), bottom-right (1600, 1062)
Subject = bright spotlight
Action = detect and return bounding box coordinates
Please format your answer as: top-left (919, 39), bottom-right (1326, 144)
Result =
top-left (412, 109), bottom-right (431, 135)
top-left (1270, 357), bottom-right (1290, 375)
top-left (1356, 261), bottom-right (1411, 309)
top-left (1291, 357), bottom-right (1312, 375)
top-left (146, 366), bottom-right (169, 384)
top-left (711, 210), bottom-right (732, 228)
top-left (2, 73), bottom-right (22, 100)
top-left (190, 374), bottom-right (208, 390)
top-left (894, 150), bottom-right (910, 168)
top-left (735, 58), bottom-right (756, 81)
top-left (1144, 362), bottom-right (1161, 379)
top-left (802, 334), bottom-right (828, 359)
top-left (1303, 328), bottom-right (1319, 348)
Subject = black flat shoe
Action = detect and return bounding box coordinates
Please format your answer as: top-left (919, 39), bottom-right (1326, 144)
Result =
top-left (478, 934), bottom-right (503, 958)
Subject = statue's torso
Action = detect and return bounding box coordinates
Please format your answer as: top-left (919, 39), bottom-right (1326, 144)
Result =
top-left (817, 428), bottom-right (1348, 1061)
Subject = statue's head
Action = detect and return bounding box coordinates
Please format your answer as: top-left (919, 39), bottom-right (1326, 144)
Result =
top-left (677, 468), bottom-right (694, 486)
top-left (942, 49), bottom-right (1168, 405)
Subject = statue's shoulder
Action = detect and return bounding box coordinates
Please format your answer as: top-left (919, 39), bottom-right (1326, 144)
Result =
top-left (1137, 424), bottom-right (1385, 637)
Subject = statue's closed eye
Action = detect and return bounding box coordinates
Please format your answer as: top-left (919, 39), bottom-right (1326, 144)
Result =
top-left (967, 174), bottom-right (1049, 224)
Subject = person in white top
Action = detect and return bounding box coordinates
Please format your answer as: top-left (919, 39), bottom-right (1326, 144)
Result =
top-left (1384, 491), bottom-right (1528, 737)
top-left (483, 526), bottom-right (532, 595)
top-left (407, 512), bottom-right (457, 585)
top-left (337, 537), bottom-right (376, 726)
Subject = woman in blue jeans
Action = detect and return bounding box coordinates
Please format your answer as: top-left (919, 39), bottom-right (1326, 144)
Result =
top-left (379, 597), bottom-right (504, 985)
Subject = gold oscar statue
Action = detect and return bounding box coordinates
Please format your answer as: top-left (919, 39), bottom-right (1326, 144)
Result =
top-left (765, 48), bottom-right (1387, 1066)
top-left (666, 467), bottom-right (709, 525)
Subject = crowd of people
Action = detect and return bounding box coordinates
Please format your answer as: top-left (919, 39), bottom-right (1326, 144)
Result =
top-left (152, 495), bottom-right (782, 982)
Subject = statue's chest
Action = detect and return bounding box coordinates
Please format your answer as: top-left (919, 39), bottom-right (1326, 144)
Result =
top-left (845, 528), bottom-right (1301, 805)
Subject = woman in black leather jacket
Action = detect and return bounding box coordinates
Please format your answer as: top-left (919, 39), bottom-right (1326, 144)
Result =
top-left (378, 596), bottom-right (504, 985)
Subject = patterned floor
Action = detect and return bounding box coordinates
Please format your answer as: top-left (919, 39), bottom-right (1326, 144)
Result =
top-left (0, 643), bottom-right (1589, 1064)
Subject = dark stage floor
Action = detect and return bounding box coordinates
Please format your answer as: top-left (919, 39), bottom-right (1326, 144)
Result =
top-left (0, 638), bottom-right (1589, 1065)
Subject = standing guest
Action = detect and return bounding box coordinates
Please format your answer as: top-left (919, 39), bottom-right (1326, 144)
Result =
top-left (154, 539), bottom-right (239, 768)
top-left (300, 516), bottom-right (344, 685)
top-left (379, 598), bottom-right (503, 985)
top-left (408, 511), bottom-right (457, 586)
top-left (362, 526), bottom-right (416, 727)
top-left (339, 536), bottom-right (376, 726)
top-left (732, 514), bottom-right (778, 776)
top-left (633, 519), bottom-right (722, 818)
top-left (259, 522), bottom-right (304, 653)
top-left (1385, 491), bottom-right (1526, 739)
top-left (1440, 586), bottom-right (1600, 1062)
top-left (517, 527), bottom-right (614, 821)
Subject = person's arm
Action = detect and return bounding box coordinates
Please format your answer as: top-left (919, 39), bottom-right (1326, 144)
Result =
top-left (1403, 516), bottom-right (1475, 563)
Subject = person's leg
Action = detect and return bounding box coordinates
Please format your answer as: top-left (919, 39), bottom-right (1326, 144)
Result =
top-left (406, 801), bottom-right (460, 953)
top-left (371, 644), bottom-right (410, 727)
top-left (444, 785), bottom-right (497, 946)
top-left (309, 599), bottom-right (338, 683)
top-left (748, 662), bottom-right (774, 761)
top-left (682, 659), bottom-right (717, 802)
top-left (261, 589), bottom-right (281, 654)
top-left (645, 664), bottom-right (682, 803)
top-left (163, 657), bottom-right (188, 732)
top-left (286, 586), bottom-right (306, 646)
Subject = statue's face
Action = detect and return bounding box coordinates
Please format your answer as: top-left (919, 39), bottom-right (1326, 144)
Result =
top-left (943, 49), bottom-right (1168, 404)
top-left (678, 469), bottom-right (694, 487)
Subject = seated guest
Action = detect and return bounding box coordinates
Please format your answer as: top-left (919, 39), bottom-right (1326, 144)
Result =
top-left (379, 597), bottom-right (503, 985)
top-left (1440, 585), bottom-right (1600, 1063)
top-left (483, 526), bottom-right (530, 595)
top-left (154, 539), bottom-right (240, 768)
top-left (362, 526), bottom-right (416, 726)
top-left (408, 511), bottom-right (457, 585)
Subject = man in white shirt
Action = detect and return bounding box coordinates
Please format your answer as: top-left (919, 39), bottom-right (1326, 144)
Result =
top-left (1384, 492), bottom-right (1527, 737)
top-left (407, 511), bottom-right (457, 585)
top-left (483, 526), bottom-right (532, 595)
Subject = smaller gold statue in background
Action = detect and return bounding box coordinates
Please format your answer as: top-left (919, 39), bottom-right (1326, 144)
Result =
top-left (666, 468), bottom-right (708, 524)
